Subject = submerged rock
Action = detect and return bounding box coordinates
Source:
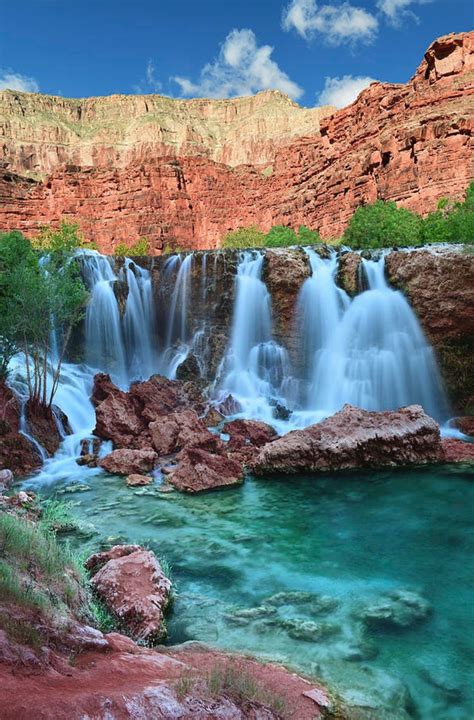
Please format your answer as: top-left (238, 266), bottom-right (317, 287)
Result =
top-left (87, 544), bottom-right (172, 644)
top-left (361, 589), bottom-right (432, 630)
top-left (126, 473), bottom-right (153, 487)
top-left (252, 404), bottom-right (443, 475)
top-left (99, 448), bottom-right (158, 475)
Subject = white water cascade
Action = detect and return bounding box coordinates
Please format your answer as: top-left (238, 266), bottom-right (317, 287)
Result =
top-left (217, 251), bottom-right (290, 422)
top-left (305, 255), bottom-right (450, 422)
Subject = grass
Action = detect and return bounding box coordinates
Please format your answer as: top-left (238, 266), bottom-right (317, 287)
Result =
top-left (0, 559), bottom-right (49, 610)
top-left (206, 661), bottom-right (287, 715)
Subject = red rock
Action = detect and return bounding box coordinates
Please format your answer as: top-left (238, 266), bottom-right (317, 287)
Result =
top-left (168, 446), bottom-right (244, 493)
top-left (453, 416), bottom-right (474, 436)
top-left (0, 32), bottom-right (471, 251)
top-left (126, 474), bottom-right (153, 487)
top-left (85, 544), bottom-right (142, 574)
top-left (88, 545), bottom-right (172, 643)
top-left (0, 382), bottom-right (41, 476)
top-left (252, 404), bottom-right (443, 475)
top-left (98, 448), bottom-right (157, 475)
top-left (442, 439), bottom-right (474, 463)
top-left (149, 408), bottom-right (223, 455)
top-left (24, 400), bottom-right (64, 456)
top-left (224, 419), bottom-right (277, 447)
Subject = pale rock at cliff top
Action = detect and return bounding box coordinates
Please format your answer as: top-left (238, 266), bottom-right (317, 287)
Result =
top-left (0, 32), bottom-right (472, 251)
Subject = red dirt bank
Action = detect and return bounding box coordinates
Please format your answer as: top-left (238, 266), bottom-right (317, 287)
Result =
top-left (0, 32), bottom-right (472, 252)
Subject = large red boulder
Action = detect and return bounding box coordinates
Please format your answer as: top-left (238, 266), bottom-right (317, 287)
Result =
top-left (98, 448), bottom-right (157, 475)
top-left (252, 404), bottom-right (443, 475)
top-left (92, 373), bottom-right (208, 449)
top-left (442, 439), bottom-right (474, 463)
top-left (88, 545), bottom-right (172, 644)
top-left (224, 419), bottom-right (277, 464)
top-left (0, 383), bottom-right (41, 476)
top-left (168, 447), bottom-right (244, 493)
top-left (150, 409), bottom-right (223, 455)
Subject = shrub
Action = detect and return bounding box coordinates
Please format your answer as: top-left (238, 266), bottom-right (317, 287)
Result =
top-left (265, 225), bottom-right (298, 247)
top-left (343, 200), bottom-right (423, 249)
top-left (298, 225), bottom-right (321, 245)
top-left (222, 226), bottom-right (267, 249)
top-left (114, 237), bottom-right (150, 256)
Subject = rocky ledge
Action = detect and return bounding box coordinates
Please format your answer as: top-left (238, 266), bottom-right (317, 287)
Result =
top-left (252, 404), bottom-right (444, 476)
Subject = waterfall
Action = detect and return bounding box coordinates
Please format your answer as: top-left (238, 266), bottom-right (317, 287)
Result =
top-left (218, 251), bottom-right (289, 421)
top-left (81, 251), bottom-right (158, 387)
top-left (158, 253), bottom-right (195, 377)
top-left (306, 256), bottom-right (450, 421)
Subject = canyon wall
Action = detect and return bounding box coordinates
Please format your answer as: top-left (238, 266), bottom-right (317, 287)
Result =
top-left (0, 32), bottom-right (473, 252)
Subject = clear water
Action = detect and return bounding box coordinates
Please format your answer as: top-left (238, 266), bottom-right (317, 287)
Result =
top-left (36, 464), bottom-right (474, 720)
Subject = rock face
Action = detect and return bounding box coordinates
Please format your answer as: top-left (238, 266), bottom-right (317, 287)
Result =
top-left (0, 383), bottom-right (41, 476)
top-left (0, 32), bottom-right (472, 251)
top-left (385, 247), bottom-right (474, 414)
top-left (87, 545), bottom-right (172, 644)
top-left (252, 404), bottom-right (443, 475)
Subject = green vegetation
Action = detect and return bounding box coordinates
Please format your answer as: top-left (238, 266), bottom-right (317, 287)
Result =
top-left (114, 236), bottom-right (150, 256)
top-left (206, 662), bottom-right (287, 715)
top-left (343, 200), bottom-right (423, 249)
top-left (222, 224), bottom-right (321, 249)
top-left (220, 181), bottom-right (474, 250)
top-left (344, 181), bottom-right (474, 249)
top-left (0, 224), bottom-right (88, 404)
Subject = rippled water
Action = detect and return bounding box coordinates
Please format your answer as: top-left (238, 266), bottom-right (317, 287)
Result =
top-left (35, 465), bottom-right (474, 719)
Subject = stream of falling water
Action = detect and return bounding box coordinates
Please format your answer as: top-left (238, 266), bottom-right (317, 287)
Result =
top-left (12, 246), bottom-right (455, 487)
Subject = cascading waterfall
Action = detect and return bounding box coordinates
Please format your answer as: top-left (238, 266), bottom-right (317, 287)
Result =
top-left (158, 253), bottom-right (195, 377)
top-left (16, 245), bottom-right (455, 486)
top-left (217, 251), bottom-right (290, 421)
top-left (305, 255), bottom-right (450, 422)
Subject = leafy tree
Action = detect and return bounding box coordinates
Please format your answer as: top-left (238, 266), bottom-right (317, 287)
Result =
top-left (265, 225), bottom-right (298, 248)
top-left (114, 237), bottom-right (150, 256)
top-left (0, 228), bottom-right (88, 406)
top-left (297, 226), bottom-right (321, 245)
top-left (343, 200), bottom-right (423, 249)
top-left (222, 226), bottom-right (267, 249)
top-left (31, 221), bottom-right (94, 251)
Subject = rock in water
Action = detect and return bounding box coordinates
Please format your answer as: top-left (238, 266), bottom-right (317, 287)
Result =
top-left (87, 545), bottom-right (172, 644)
top-left (99, 448), bottom-right (157, 475)
top-left (252, 404), bottom-right (443, 475)
top-left (126, 474), bottom-right (153, 487)
top-left (168, 447), bottom-right (244, 493)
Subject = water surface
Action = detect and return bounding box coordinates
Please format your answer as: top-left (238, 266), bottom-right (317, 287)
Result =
top-left (36, 464), bottom-right (474, 720)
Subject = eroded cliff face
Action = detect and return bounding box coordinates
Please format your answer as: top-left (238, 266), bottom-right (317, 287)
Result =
top-left (0, 32), bottom-right (472, 252)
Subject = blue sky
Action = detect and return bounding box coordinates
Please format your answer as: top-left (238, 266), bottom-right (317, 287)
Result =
top-left (0, 0), bottom-right (472, 108)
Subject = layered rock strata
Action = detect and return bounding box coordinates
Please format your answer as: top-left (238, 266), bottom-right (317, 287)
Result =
top-left (0, 32), bottom-right (472, 251)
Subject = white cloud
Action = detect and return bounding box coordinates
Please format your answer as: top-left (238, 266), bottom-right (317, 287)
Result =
top-left (0, 70), bottom-right (39, 93)
top-left (376, 0), bottom-right (432, 26)
top-left (172, 28), bottom-right (303, 100)
top-left (134, 60), bottom-right (162, 93)
top-left (282, 0), bottom-right (378, 45)
top-left (317, 74), bottom-right (377, 108)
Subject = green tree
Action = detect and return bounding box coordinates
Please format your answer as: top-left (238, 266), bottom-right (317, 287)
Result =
top-left (265, 225), bottom-right (298, 248)
top-left (222, 226), bottom-right (267, 249)
top-left (343, 200), bottom-right (423, 249)
top-left (0, 228), bottom-right (88, 406)
top-left (297, 226), bottom-right (321, 245)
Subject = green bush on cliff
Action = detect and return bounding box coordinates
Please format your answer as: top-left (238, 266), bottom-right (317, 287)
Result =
top-left (343, 200), bottom-right (423, 248)
top-left (222, 224), bottom-right (321, 249)
top-left (222, 226), bottom-right (267, 249)
top-left (114, 237), bottom-right (150, 256)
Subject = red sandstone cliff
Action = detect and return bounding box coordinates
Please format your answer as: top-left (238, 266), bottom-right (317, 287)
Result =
top-left (0, 32), bottom-right (472, 252)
